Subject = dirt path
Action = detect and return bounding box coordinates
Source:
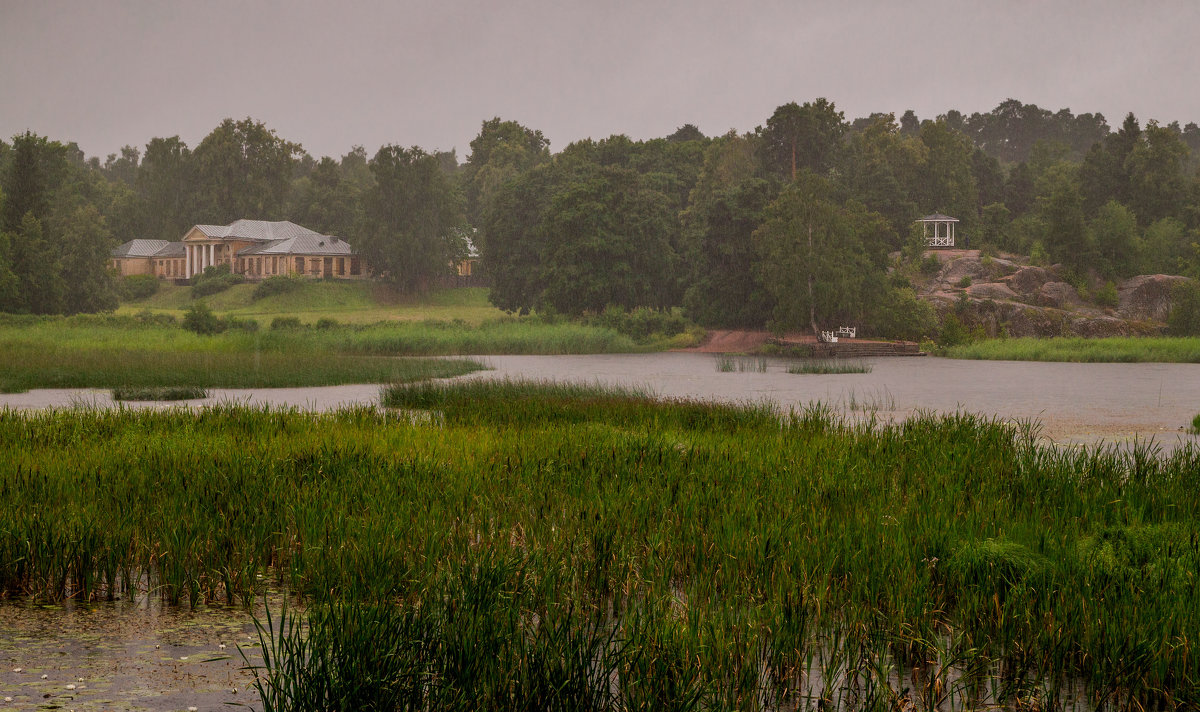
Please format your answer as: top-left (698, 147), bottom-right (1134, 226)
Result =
top-left (679, 329), bottom-right (816, 353)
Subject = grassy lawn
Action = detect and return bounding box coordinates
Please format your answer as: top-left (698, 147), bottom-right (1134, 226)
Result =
top-left (117, 282), bottom-right (507, 325)
top-left (945, 336), bottom-right (1200, 362)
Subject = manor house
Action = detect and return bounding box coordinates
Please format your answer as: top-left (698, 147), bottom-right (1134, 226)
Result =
top-left (110, 220), bottom-right (365, 281)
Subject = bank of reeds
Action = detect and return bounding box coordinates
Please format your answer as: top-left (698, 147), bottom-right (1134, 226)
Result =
top-left (787, 359), bottom-right (872, 374)
top-left (2, 384), bottom-right (1199, 708)
top-left (111, 385), bottom-right (209, 401)
top-left (946, 336), bottom-right (1200, 362)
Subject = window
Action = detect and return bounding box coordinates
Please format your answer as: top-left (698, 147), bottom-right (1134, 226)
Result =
top-left (296, 257), bottom-right (304, 274)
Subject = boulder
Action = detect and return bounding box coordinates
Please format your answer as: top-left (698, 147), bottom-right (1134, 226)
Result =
top-left (1037, 282), bottom-right (1082, 309)
top-left (933, 254), bottom-right (1019, 291)
top-left (967, 282), bottom-right (1018, 301)
top-left (1003, 266), bottom-right (1053, 297)
top-left (1117, 274), bottom-right (1192, 321)
top-left (1068, 315), bottom-right (1131, 338)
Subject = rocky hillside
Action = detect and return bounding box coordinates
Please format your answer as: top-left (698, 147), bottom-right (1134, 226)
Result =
top-left (910, 250), bottom-right (1194, 338)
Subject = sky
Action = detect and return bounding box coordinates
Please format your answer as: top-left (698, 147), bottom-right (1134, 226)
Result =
top-left (2, 0), bottom-right (1199, 162)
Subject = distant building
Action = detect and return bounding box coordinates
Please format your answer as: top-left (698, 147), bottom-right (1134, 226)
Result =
top-left (916, 214), bottom-right (959, 248)
top-left (111, 220), bottom-right (366, 281)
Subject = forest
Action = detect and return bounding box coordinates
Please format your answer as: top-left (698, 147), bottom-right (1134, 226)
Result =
top-left (1, 99), bottom-right (1198, 337)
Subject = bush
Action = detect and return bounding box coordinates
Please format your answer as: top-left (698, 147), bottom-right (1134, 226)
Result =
top-left (920, 254), bottom-right (942, 276)
top-left (588, 306), bottom-right (690, 341)
top-left (271, 316), bottom-right (304, 331)
top-left (191, 264), bottom-right (244, 298)
top-left (1094, 281), bottom-right (1119, 308)
top-left (957, 276), bottom-right (973, 288)
top-left (1168, 281), bottom-right (1200, 336)
top-left (133, 309), bottom-right (177, 326)
top-left (315, 317), bottom-right (339, 330)
top-left (120, 274), bottom-right (160, 300)
top-left (253, 275), bottom-right (303, 301)
top-left (182, 302), bottom-right (225, 335)
top-left (225, 316), bottom-right (260, 332)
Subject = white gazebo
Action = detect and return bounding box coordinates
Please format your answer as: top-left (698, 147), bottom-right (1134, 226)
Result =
top-left (917, 214), bottom-right (959, 248)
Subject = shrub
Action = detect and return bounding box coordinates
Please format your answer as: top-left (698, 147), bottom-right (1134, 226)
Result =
top-left (957, 276), bottom-right (973, 288)
top-left (133, 309), bottom-right (177, 326)
top-left (315, 317), bottom-right (339, 330)
top-left (253, 275), bottom-right (303, 301)
top-left (191, 264), bottom-right (244, 298)
top-left (589, 306), bottom-right (690, 341)
top-left (1094, 281), bottom-right (1119, 308)
top-left (271, 316), bottom-right (304, 331)
top-left (120, 274), bottom-right (160, 300)
top-left (182, 302), bottom-right (225, 335)
top-left (225, 316), bottom-right (260, 332)
top-left (1167, 281), bottom-right (1200, 336)
top-left (920, 254), bottom-right (942, 276)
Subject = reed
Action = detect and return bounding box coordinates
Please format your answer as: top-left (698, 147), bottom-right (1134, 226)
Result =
top-left (946, 335), bottom-right (1200, 363)
top-left (786, 359), bottom-right (872, 374)
top-left (111, 385), bottom-right (209, 401)
top-left (2, 385), bottom-right (1198, 708)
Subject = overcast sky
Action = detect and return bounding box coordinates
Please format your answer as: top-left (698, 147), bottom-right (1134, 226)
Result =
top-left (2, 0), bottom-right (1198, 162)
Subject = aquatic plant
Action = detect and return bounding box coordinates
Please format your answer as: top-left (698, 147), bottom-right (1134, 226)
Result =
top-left (2, 384), bottom-right (1198, 708)
top-left (786, 359), bottom-right (872, 375)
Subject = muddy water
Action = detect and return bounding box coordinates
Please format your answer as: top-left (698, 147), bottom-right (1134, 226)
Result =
top-left (3, 355), bottom-right (1198, 450)
top-left (0, 596), bottom-right (263, 711)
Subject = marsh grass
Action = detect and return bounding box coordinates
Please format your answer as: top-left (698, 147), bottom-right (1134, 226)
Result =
top-left (3, 384), bottom-right (1199, 708)
top-left (111, 385), bottom-right (209, 401)
top-left (946, 336), bottom-right (1200, 363)
top-left (786, 359), bottom-right (872, 374)
top-left (715, 354), bottom-right (768, 372)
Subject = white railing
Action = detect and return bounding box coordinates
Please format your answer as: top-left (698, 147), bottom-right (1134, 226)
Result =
top-left (836, 326), bottom-right (856, 338)
top-left (820, 331), bottom-right (839, 343)
top-left (926, 234), bottom-right (954, 247)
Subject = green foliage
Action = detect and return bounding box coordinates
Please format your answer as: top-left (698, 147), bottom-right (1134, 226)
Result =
top-left (362, 145), bottom-right (466, 291)
top-left (1167, 280), bottom-right (1200, 336)
top-left (945, 336), bottom-right (1200, 362)
top-left (1095, 281), bottom-right (1119, 308)
top-left (588, 305), bottom-right (690, 341)
top-left (315, 317), bottom-right (338, 330)
top-left (192, 117), bottom-right (302, 223)
top-left (957, 275), bottom-right (972, 288)
top-left (111, 385), bottom-right (207, 401)
top-left (190, 264), bottom-right (244, 298)
top-left (3, 387), bottom-right (1200, 707)
top-left (252, 275), bottom-right (303, 301)
top-left (1191, 412), bottom-right (1200, 434)
top-left (182, 301), bottom-right (224, 335)
top-left (120, 274), bottom-right (160, 300)
top-left (754, 173), bottom-right (888, 334)
top-left (271, 316), bottom-right (303, 330)
top-left (939, 314), bottom-right (972, 347)
top-left (868, 286), bottom-right (937, 340)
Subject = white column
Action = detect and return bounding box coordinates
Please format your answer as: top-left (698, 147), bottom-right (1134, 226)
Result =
top-left (186, 245), bottom-right (191, 277)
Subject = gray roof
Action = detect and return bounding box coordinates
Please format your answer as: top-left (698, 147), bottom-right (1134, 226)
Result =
top-left (153, 242), bottom-right (185, 257)
top-left (193, 219), bottom-right (328, 243)
top-left (111, 239), bottom-right (172, 258)
top-left (238, 234), bottom-right (356, 257)
top-left (917, 213), bottom-right (959, 222)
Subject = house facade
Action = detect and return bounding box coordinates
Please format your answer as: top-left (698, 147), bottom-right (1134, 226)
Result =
top-left (111, 220), bottom-right (366, 281)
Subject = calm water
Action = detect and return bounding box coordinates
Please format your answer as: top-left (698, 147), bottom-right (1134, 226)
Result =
top-left (4, 354), bottom-right (1198, 448)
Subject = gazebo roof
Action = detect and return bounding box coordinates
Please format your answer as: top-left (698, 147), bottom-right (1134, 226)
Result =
top-left (916, 213), bottom-right (959, 223)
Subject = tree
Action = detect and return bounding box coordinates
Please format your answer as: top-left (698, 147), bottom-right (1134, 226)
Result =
top-left (1089, 201), bottom-right (1141, 278)
top-left (754, 172), bottom-right (883, 335)
top-left (915, 120), bottom-right (978, 224)
top-left (760, 99), bottom-right (846, 180)
top-left (361, 145), bottom-right (465, 291)
top-left (1036, 164), bottom-right (1091, 271)
top-left (2, 132), bottom-right (67, 234)
top-left (463, 118), bottom-right (550, 226)
top-left (137, 136), bottom-right (196, 240)
top-left (537, 164), bottom-right (675, 315)
top-left (8, 213), bottom-right (65, 314)
top-left (193, 118), bottom-right (302, 223)
top-left (58, 204), bottom-right (118, 314)
top-left (666, 124), bottom-right (705, 143)
top-left (1126, 120), bottom-right (1190, 225)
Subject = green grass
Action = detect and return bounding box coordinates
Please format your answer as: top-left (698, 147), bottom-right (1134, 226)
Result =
top-left (0, 314), bottom-right (486, 392)
top-left (1191, 412), bottom-right (1200, 434)
top-left (714, 354), bottom-right (768, 372)
top-left (786, 359), bottom-right (873, 374)
top-left (119, 283), bottom-right (510, 326)
top-left (111, 385), bottom-right (209, 401)
top-left (2, 384), bottom-right (1198, 707)
top-left (946, 336), bottom-right (1200, 362)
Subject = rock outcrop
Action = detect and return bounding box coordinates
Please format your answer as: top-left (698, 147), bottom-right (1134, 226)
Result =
top-left (914, 250), bottom-right (1194, 338)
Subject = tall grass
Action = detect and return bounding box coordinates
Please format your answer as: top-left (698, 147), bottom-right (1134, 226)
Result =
top-left (787, 359), bottom-right (872, 374)
top-left (0, 313), bottom-right (675, 392)
top-left (2, 385), bottom-right (1198, 708)
top-left (946, 336), bottom-right (1200, 362)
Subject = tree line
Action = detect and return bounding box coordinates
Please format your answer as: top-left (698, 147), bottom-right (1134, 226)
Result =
top-left (1, 100), bottom-right (1198, 335)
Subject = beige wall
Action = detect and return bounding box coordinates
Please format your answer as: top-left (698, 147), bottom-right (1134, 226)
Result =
top-left (110, 257), bottom-right (153, 276)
